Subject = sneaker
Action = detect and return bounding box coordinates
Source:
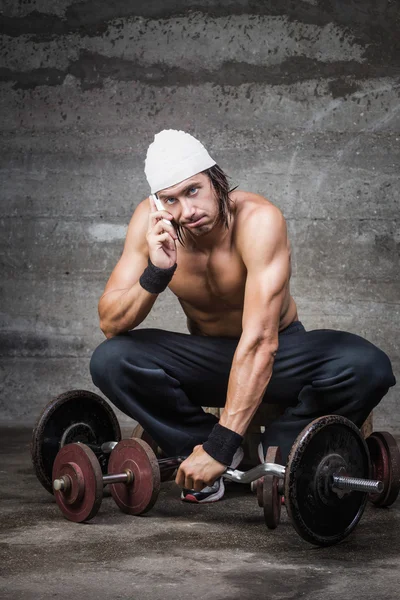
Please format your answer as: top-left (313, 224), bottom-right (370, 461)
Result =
top-left (181, 446), bottom-right (244, 504)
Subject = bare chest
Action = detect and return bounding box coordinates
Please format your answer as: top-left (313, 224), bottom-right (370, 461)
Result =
top-left (169, 246), bottom-right (247, 312)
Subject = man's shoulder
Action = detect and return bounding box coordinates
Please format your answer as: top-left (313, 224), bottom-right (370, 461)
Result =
top-left (126, 198), bottom-right (151, 229)
top-left (230, 193), bottom-right (288, 269)
top-left (123, 198), bottom-right (152, 251)
top-left (231, 190), bottom-right (285, 228)
top-left (136, 197), bottom-right (151, 215)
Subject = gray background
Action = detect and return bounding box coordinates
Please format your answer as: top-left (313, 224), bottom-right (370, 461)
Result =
top-left (0, 1), bottom-right (399, 429)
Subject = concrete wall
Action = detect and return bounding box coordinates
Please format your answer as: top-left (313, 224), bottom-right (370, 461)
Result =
top-left (0, 1), bottom-right (399, 429)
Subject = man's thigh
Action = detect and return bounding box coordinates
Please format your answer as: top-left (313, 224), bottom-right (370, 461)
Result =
top-left (126, 326), bottom-right (378, 409)
top-left (264, 327), bottom-right (377, 405)
top-left (124, 328), bottom-right (239, 406)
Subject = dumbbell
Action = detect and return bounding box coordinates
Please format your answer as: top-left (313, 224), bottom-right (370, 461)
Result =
top-left (31, 390), bottom-right (177, 495)
top-left (254, 425), bottom-right (400, 525)
top-left (52, 438), bottom-right (186, 522)
top-left (251, 415), bottom-right (400, 546)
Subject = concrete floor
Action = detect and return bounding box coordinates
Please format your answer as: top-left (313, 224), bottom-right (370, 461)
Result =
top-left (1, 427), bottom-right (400, 600)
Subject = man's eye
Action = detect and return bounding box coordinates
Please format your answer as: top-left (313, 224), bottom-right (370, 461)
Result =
top-left (188, 187), bottom-right (198, 195)
top-left (165, 198), bottom-right (176, 204)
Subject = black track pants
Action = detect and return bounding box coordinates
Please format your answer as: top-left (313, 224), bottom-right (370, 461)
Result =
top-left (90, 321), bottom-right (396, 462)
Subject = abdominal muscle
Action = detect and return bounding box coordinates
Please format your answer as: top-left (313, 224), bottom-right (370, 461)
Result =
top-left (171, 252), bottom-right (298, 338)
top-left (181, 292), bottom-right (298, 338)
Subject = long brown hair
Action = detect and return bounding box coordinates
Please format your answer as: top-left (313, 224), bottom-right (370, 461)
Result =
top-left (175, 165), bottom-right (236, 245)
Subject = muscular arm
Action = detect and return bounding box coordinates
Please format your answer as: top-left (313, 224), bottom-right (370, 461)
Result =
top-left (219, 205), bottom-right (290, 435)
top-left (98, 200), bottom-right (156, 338)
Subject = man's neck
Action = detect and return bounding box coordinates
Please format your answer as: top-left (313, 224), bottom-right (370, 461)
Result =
top-left (182, 218), bottom-right (232, 253)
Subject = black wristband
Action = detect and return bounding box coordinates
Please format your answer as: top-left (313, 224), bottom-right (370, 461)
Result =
top-left (202, 423), bottom-right (243, 466)
top-left (139, 258), bottom-right (177, 294)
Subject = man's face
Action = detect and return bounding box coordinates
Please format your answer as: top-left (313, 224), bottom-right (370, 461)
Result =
top-left (157, 172), bottom-right (219, 236)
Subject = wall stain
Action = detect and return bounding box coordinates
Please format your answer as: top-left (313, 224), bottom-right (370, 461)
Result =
top-left (1, 52), bottom-right (398, 93)
top-left (0, 333), bottom-right (87, 357)
top-left (0, 1), bottom-right (399, 67)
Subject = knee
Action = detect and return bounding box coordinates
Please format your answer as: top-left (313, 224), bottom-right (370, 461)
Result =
top-left (90, 336), bottom-right (129, 389)
top-left (367, 347), bottom-right (396, 392)
top-left (346, 338), bottom-right (396, 393)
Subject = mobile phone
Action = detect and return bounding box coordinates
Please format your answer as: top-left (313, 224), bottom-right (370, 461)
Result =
top-left (151, 193), bottom-right (171, 226)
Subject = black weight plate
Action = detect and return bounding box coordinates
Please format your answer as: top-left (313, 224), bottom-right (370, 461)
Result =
top-left (31, 390), bottom-right (121, 494)
top-left (285, 415), bottom-right (370, 547)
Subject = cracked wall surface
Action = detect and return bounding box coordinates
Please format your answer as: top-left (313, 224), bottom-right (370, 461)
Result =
top-left (0, 0), bottom-right (399, 427)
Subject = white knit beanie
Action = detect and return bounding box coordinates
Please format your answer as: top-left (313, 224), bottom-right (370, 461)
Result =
top-left (144, 129), bottom-right (216, 194)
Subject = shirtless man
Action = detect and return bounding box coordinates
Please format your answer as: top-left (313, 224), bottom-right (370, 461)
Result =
top-left (90, 130), bottom-right (396, 503)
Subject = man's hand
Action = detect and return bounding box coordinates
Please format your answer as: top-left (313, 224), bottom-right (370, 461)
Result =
top-left (147, 195), bottom-right (177, 269)
top-left (175, 445), bottom-right (227, 491)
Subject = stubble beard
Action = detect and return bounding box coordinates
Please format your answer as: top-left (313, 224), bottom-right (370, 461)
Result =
top-left (184, 214), bottom-right (219, 237)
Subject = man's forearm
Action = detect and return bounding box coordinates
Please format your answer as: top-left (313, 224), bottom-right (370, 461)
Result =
top-left (99, 282), bottom-right (158, 338)
top-left (219, 341), bottom-right (277, 435)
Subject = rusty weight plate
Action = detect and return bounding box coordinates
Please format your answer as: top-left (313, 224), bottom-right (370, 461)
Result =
top-left (262, 446), bottom-right (283, 530)
top-left (31, 390), bottom-right (121, 494)
top-left (367, 431), bottom-right (400, 507)
top-left (52, 443), bottom-right (104, 522)
top-left (131, 424), bottom-right (176, 482)
top-left (256, 446), bottom-right (266, 508)
top-left (108, 438), bottom-right (161, 515)
top-left (131, 424), bottom-right (159, 453)
top-left (285, 415), bottom-right (370, 547)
